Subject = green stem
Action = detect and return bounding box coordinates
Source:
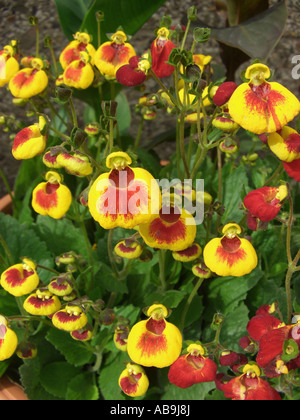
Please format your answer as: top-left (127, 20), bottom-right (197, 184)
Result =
top-left (69, 97), bottom-right (78, 128)
top-left (107, 229), bottom-right (119, 278)
top-left (179, 277), bottom-right (204, 331)
top-left (0, 234), bottom-right (14, 265)
top-left (48, 42), bottom-right (58, 77)
top-left (158, 249), bottom-right (167, 292)
top-left (180, 18), bottom-right (191, 51)
top-left (264, 162), bottom-right (284, 186)
top-left (73, 201), bottom-right (94, 265)
top-left (49, 126), bottom-right (71, 142)
top-left (179, 111), bottom-right (190, 179)
top-left (134, 115), bottom-right (144, 152)
top-left (216, 147), bottom-right (223, 232)
top-left (109, 118), bottom-right (114, 154)
top-left (36, 264), bottom-right (60, 275)
top-left (149, 69), bottom-right (180, 108)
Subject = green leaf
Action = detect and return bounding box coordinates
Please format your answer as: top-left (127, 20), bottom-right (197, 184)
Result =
top-left (144, 290), bottom-right (186, 309)
top-left (204, 267), bottom-right (263, 321)
top-left (0, 213), bottom-right (54, 284)
top-left (33, 215), bottom-right (90, 261)
top-left (162, 380), bottom-right (215, 401)
top-left (46, 327), bottom-right (94, 367)
top-left (221, 164), bottom-right (248, 224)
top-left (66, 372), bottom-right (99, 400)
top-left (98, 351), bottom-right (129, 400)
top-left (53, 0), bottom-right (93, 40)
top-left (80, 0), bottom-right (168, 47)
top-left (211, 2), bottom-right (288, 61)
top-left (40, 361), bottom-right (82, 399)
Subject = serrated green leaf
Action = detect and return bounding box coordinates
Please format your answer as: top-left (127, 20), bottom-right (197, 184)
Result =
top-left (98, 351), bottom-right (129, 400)
top-left (46, 327), bottom-right (94, 367)
top-left (40, 361), bottom-right (82, 399)
top-left (221, 164), bottom-right (248, 224)
top-left (0, 213), bottom-right (54, 284)
top-left (66, 372), bottom-right (99, 400)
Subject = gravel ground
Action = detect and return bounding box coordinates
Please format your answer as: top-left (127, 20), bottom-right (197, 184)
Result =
top-left (0, 0), bottom-right (300, 197)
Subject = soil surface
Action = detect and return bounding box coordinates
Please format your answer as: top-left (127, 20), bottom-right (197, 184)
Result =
top-left (0, 0), bottom-right (300, 197)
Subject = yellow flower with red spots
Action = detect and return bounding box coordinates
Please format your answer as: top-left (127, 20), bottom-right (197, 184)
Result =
top-left (126, 303), bottom-right (182, 368)
top-left (113, 324), bottom-right (130, 351)
top-left (63, 51), bottom-right (94, 90)
top-left (228, 63), bottom-right (300, 134)
top-left (70, 327), bottom-right (93, 342)
top-left (94, 31), bottom-right (136, 79)
top-left (88, 151), bottom-right (161, 230)
top-left (9, 57), bottom-right (48, 99)
top-left (32, 171), bottom-right (72, 219)
top-left (16, 342), bottom-right (37, 360)
top-left (0, 258), bottom-right (39, 297)
top-left (59, 32), bottom-right (96, 70)
top-left (268, 126), bottom-right (300, 162)
top-left (12, 115), bottom-right (48, 160)
top-left (52, 304), bottom-right (88, 332)
top-left (0, 43), bottom-right (19, 87)
top-left (23, 289), bottom-right (61, 316)
top-left (139, 204), bottom-right (196, 251)
top-left (119, 363), bottom-right (149, 397)
top-left (172, 242), bottom-right (202, 262)
top-left (203, 223), bottom-right (257, 277)
top-left (114, 239), bottom-right (143, 259)
top-left (56, 151), bottom-right (93, 177)
top-left (0, 315), bottom-right (18, 361)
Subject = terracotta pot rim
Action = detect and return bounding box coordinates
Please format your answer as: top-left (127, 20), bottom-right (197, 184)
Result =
top-left (0, 375), bottom-right (28, 400)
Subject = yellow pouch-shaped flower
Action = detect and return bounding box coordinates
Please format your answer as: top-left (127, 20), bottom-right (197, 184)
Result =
top-left (268, 125), bottom-right (300, 162)
top-left (32, 171), bottom-right (72, 219)
top-left (139, 205), bottom-right (196, 251)
top-left (94, 31), bottom-right (136, 78)
top-left (119, 363), bottom-right (149, 397)
top-left (12, 116), bottom-right (47, 160)
top-left (9, 60), bottom-right (48, 99)
top-left (228, 63), bottom-right (300, 134)
top-left (127, 304), bottom-right (182, 368)
top-left (0, 258), bottom-right (39, 297)
top-left (88, 152), bottom-right (161, 229)
top-left (23, 289), bottom-right (61, 316)
top-left (0, 45), bottom-right (19, 87)
top-left (0, 317), bottom-right (18, 361)
top-left (59, 32), bottom-right (96, 70)
top-left (52, 304), bottom-right (88, 332)
top-left (203, 223), bottom-right (257, 277)
top-left (63, 51), bottom-right (94, 89)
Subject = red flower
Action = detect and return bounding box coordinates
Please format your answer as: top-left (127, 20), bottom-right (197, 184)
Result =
top-left (247, 312), bottom-right (284, 343)
top-left (283, 157), bottom-right (300, 182)
top-left (243, 185), bottom-right (288, 227)
top-left (219, 364), bottom-right (281, 400)
top-left (168, 343), bottom-right (217, 389)
top-left (213, 82), bottom-right (237, 107)
top-left (116, 56), bottom-right (148, 86)
top-left (151, 27), bottom-right (175, 78)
